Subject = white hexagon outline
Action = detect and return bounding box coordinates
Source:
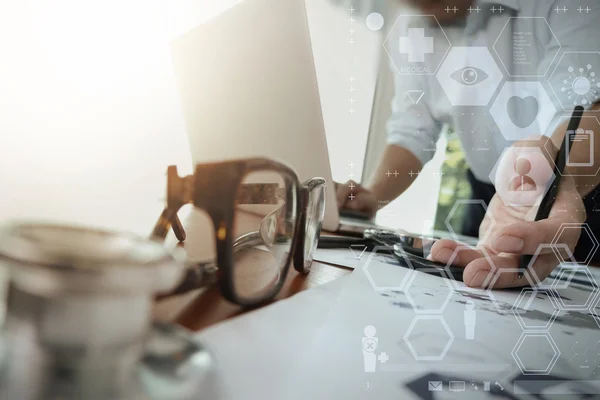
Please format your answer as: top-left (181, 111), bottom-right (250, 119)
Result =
top-left (443, 245), bottom-right (497, 291)
top-left (511, 288), bottom-right (560, 331)
top-left (591, 293), bottom-right (600, 330)
top-left (526, 244), bottom-right (576, 288)
top-left (489, 145), bottom-right (556, 208)
top-left (551, 223), bottom-right (600, 265)
top-left (493, 17), bottom-right (561, 78)
top-left (404, 268), bottom-right (454, 314)
top-left (486, 268), bottom-right (537, 313)
top-left (543, 115), bottom-right (600, 177)
top-left (550, 264), bottom-right (599, 311)
top-left (489, 81), bottom-right (558, 142)
top-left (548, 51), bottom-right (600, 111)
top-left (444, 199), bottom-right (496, 243)
top-left (403, 315), bottom-right (454, 361)
top-left (512, 332), bottom-right (560, 375)
top-left (363, 245), bottom-right (415, 292)
top-left (382, 14), bottom-right (452, 76)
top-left (435, 46), bottom-right (505, 107)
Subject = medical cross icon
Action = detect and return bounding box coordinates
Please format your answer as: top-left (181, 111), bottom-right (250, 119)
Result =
top-left (399, 28), bottom-right (434, 63)
top-left (378, 352), bottom-right (389, 363)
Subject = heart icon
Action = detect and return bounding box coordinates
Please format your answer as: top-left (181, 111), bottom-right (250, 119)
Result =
top-left (507, 96), bottom-right (539, 129)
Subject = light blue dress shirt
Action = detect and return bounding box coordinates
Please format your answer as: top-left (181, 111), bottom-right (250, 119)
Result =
top-left (386, 0), bottom-right (600, 182)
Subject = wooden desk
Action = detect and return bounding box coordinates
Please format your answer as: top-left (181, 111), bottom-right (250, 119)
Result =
top-left (155, 261), bottom-right (350, 332)
top-left (152, 207), bottom-right (351, 332)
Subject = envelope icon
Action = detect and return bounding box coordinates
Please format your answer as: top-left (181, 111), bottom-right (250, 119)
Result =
top-left (428, 381), bottom-right (442, 391)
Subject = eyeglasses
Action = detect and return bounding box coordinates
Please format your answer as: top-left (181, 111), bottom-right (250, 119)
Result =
top-left (151, 158), bottom-right (326, 307)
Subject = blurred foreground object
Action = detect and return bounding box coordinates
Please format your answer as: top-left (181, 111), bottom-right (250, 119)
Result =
top-left (0, 223), bottom-right (221, 400)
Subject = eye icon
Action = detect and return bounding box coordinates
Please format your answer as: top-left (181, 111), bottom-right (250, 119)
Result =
top-left (451, 67), bottom-right (489, 86)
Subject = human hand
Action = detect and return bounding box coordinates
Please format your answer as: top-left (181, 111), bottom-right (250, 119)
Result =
top-left (430, 145), bottom-right (586, 289)
top-left (335, 180), bottom-right (378, 219)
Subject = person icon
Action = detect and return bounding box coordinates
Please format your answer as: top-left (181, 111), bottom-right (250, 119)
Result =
top-left (493, 146), bottom-right (554, 207)
top-left (508, 157), bottom-right (537, 192)
top-left (464, 301), bottom-right (476, 340)
top-left (362, 325), bottom-right (378, 372)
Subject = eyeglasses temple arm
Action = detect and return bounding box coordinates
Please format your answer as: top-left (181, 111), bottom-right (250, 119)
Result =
top-left (151, 208), bottom-right (187, 242)
top-left (157, 261), bottom-right (218, 299)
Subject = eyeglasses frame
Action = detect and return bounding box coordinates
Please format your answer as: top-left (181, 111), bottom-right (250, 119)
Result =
top-left (152, 158), bottom-right (325, 306)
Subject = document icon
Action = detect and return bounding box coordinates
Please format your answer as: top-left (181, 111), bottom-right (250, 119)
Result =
top-left (428, 381), bottom-right (443, 391)
top-left (566, 129), bottom-right (594, 167)
top-left (449, 381), bottom-right (466, 392)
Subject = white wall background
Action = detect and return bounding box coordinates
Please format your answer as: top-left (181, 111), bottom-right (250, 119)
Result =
top-left (0, 0), bottom-right (443, 235)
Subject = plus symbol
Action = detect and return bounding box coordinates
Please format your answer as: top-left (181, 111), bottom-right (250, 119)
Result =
top-left (349, 193), bottom-right (356, 201)
top-left (498, 6), bottom-right (504, 13)
top-left (399, 28), bottom-right (434, 63)
top-left (468, 6), bottom-right (481, 13)
top-left (409, 170), bottom-right (418, 178)
top-left (349, 182), bottom-right (356, 190)
top-left (378, 352), bottom-right (389, 363)
top-left (349, 6), bottom-right (355, 13)
top-left (393, 170), bottom-right (399, 177)
top-left (349, 161), bottom-right (356, 169)
top-left (386, 170), bottom-right (393, 177)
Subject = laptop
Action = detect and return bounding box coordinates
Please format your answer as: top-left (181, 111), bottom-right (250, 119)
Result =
top-left (169, 0), bottom-right (387, 233)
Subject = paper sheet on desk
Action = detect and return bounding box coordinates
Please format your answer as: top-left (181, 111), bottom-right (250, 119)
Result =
top-left (282, 252), bottom-right (600, 400)
top-left (194, 275), bottom-right (350, 400)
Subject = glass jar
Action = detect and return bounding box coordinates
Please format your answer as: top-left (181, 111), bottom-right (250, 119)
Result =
top-left (0, 223), bottom-right (221, 400)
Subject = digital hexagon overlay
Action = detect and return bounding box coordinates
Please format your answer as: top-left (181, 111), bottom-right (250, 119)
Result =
top-left (551, 265), bottom-right (599, 311)
top-left (490, 81), bottom-right (557, 141)
top-left (404, 268), bottom-right (453, 314)
top-left (493, 17), bottom-right (560, 78)
top-left (403, 315), bottom-right (454, 361)
top-left (591, 294), bottom-right (600, 330)
top-left (444, 199), bottom-right (495, 243)
top-left (511, 288), bottom-right (560, 331)
top-left (549, 51), bottom-right (600, 111)
top-left (543, 116), bottom-right (600, 178)
top-left (435, 46), bottom-right (504, 106)
top-left (512, 332), bottom-right (560, 375)
top-left (489, 145), bottom-right (555, 208)
top-left (527, 243), bottom-right (577, 288)
top-left (363, 245), bottom-right (415, 293)
top-left (383, 15), bottom-right (451, 76)
top-left (486, 268), bottom-right (537, 313)
top-left (551, 223), bottom-right (600, 266)
top-left (443, 245), bottom-right (496, 291)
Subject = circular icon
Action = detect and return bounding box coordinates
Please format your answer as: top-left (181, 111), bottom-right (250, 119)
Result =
top-left (366, 13), bottom-right (384, 31)
top-left (462, 68), bottom-right (479, 85)
top-left (492, 147), bottom-right (554, 207)
top-left (562, 65), bottom-right (599, 106)
top-left (363, 338), bottom-right (377, 353)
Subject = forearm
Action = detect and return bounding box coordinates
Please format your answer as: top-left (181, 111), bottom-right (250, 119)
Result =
top-left (366, 144), bottom-right (423, 204)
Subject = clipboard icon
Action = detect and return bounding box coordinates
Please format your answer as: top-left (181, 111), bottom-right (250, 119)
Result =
top-left (566, 129), bottom-right (594, 167)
